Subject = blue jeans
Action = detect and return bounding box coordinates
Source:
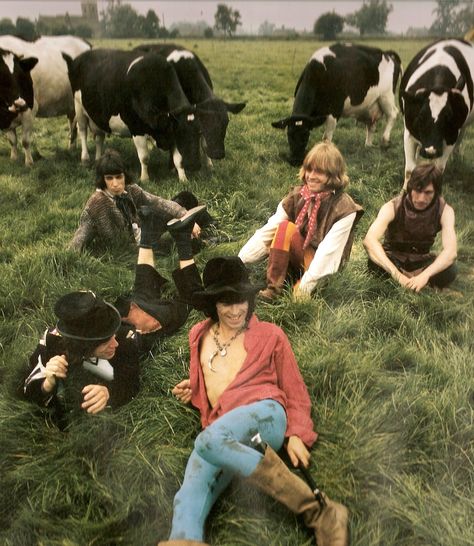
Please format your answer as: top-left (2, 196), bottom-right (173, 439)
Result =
top-left (169, 399), bottom-right (287, 541)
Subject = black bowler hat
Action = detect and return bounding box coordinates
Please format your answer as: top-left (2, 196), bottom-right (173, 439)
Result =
top-left (192, 256), bottom-right (263, 309)
top-left (54, 291), bottom-right (121, 342)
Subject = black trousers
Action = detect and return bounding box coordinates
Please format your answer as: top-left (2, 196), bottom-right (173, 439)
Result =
top-left (367, 257), bottom-right (457, 289)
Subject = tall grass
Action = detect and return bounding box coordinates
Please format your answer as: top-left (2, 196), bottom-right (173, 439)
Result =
top-left (0, 39), bottom-right (473, 546)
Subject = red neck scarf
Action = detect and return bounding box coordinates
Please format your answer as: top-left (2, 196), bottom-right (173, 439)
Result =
top-left (295, 185), bottom-right (331, 249)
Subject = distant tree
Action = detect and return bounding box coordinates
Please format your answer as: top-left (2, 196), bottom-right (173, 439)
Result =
top-left (431, 0), bottom-right (474, 35)
top-left (313, 12), bottom-right (344, 40)
top-left (75, 23), bottom-right (93, 39)
top-left (141, 9), bottom-right (160, 38)
top-left (102, 3), bottom-right (142, 38)
top-left (214, 3), bottom-right (242, 38)
top-left (346, 0), bottom-right (393, 36)
top-left (204, 26), bottom-right (214, 38)
top-left (258, 20), bottom-right (276, 36)
top-left (0, 18), bottom-right (16, 35)
top-left (15, 17), bottom-right (36, 40)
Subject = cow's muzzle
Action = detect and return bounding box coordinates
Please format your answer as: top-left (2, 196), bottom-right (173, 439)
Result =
top-left (8, 98), bottom-right (28, 114)
top-left (420, 145), bottom-right (442, 159)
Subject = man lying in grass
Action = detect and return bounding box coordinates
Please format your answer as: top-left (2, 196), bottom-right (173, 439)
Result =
top-left (239, 141), bottom-right (363, 301)
top-left (23, 206), bottom-right (206, 426)
top-left (69, 148), bottom-right (210, 252)
top-left (165, 256), bottom-right (348, 546)
top-left (363, 164), bottom-right (457, 292)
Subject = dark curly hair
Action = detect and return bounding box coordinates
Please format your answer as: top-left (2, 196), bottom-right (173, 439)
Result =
top-left (201, 291), bottom-right (256, 323)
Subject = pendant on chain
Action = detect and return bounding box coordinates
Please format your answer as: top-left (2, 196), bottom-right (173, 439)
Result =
top-left (208, 350), bottom-right (219, 372)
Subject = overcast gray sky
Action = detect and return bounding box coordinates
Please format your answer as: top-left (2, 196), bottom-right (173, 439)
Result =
top-left (0, 1), bottom-right (437, 33)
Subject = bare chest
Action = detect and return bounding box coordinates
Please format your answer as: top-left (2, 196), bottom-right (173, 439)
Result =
top-left (199, 332), bottom-right (247, 408)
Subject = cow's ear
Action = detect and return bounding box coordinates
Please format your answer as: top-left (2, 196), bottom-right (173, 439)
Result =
top-left (225, 102), bottom-right (246, 114)
top-left (272, 118), bottom-right (290, 129)
top-left (20, 56), bottom-right (38, 73)
top-left (454, 74), bottom-right (465, 91)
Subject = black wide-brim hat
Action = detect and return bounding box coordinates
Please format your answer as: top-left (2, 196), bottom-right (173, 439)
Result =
top-left (191, 256), bottom-right (263, 310)
top-left (54, 291), bottom-right (121, 342)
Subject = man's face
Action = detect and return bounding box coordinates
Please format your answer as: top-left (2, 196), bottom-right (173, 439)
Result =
top-left (410, 182), bottom-right (436, 210)
top-left (304, 165), bottom-right (329, 193)
top-left (216, 300), bottom-right (249, 331)
top-left (93, 335), bottom-right (119, 360)
top-left (104, 173), bottom-right (125, 196)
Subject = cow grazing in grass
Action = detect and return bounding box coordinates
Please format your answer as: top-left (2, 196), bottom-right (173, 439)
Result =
top-left (0, 35), bottom-right (91, 161)
top-left (400, 39), bottom-right (474, 185)
top-left (0, 48), bottom-right (37, 164)
top-left (272, 43), bottom-right (402, 166)
top-left (134, 43), bottom-right (246, 165)
top-left (64, 48), bottom-right (202, 182)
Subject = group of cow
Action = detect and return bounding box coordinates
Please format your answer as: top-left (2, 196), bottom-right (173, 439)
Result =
top-left (1, 35), bottom-right (473, 185)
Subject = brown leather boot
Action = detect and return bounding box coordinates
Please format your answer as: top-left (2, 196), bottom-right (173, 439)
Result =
top-left (247, 446), bottom-right (349, 546)
top-left (260, 248), bottom-right (290, 299)
top-left (157, 540), bottom-right (209, 546)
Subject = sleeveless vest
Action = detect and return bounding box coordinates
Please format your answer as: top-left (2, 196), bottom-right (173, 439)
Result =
top-left (383, 194), bottom-right (445, 265)
top-left (281, 185), bottom-right (364, 266)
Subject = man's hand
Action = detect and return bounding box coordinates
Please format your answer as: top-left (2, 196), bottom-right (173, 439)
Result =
top-left (81, 384), bottom-right (110, 414)
top-left (405, 271), bottom-right (430, 292)
top-left (172, 379), bottom-right (192, 404)
top-left (43, 354), bottom-right (68, 393)
top-left (192, 223), bottom-right (201, 239)
top-left (285, 435), bottom-right (311, 468)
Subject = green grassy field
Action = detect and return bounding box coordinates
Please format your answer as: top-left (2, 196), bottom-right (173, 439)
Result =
top-left (0, 39), bottom-right (473, 546)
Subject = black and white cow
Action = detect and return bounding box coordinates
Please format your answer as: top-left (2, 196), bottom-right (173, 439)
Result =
top-left (134, 43), bottom-right (246, 165)
top-left (64, 48), bottom-right (202, 182)
top-left (400, 39), bottom-right (474, 184)
top-left (0, 35), bottom-right (91, 161)
top-left (0, 48), bottom-right (37, 164)
top-left (272, 43), bottom-right (402, 166)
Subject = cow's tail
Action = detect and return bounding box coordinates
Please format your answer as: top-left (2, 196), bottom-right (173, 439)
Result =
top-left (385, 50), bottom-right (403, 91)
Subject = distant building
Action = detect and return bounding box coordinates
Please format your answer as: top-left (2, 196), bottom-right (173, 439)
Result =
top-left (37, 0), bottom-right (101, 37)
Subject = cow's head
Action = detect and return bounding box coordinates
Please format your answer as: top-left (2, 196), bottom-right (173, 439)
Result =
top-left (272, 115), bottom-right (326, 166)
top-left (0, 50), bottom-right (37, 129)
top-left (169, 106), bottom-right (202, 172)
top-left (196, 99), bottom-right (246, 159)
top-left (402, 76), bottom-right (468, 159)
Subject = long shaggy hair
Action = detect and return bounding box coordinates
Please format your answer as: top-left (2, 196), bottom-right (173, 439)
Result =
top-left (298, 141), bottom-right (349, 191)
top-left (95, 149), bottom-right (134, 189)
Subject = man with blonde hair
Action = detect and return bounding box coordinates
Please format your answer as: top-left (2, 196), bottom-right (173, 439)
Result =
top-left (239, 141), bottom-right (363, 300)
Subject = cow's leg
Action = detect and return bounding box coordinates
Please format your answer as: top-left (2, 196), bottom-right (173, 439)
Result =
top-left (452, 127), bottom-right (466, 157)
top-left (322, 115), bottom-right (337, 141)
top-left (74, 92), bottom-right (90, 164)
top-left (132, 135), bottom-right (150, 182)
top-left (172, 147), bottom-right (188, 182)
top-left (379, 95), bottom-right (398, 148)
top-left (403, 128), bottom-right (419, 189)
top-left (67, 112), bottom-right (77, 149)
top-left (365, 120), bottom-right (377, 147)
top-left (94, 131), bottom-right (106, 160)
top-left (5, 129), bottom-right (19, 161)
top-left (20, 110), bottom-right (35, 166)
top-left (201, 135), bottom-right (213, 169)
top-left (434, 145), bottom-right (454, 173)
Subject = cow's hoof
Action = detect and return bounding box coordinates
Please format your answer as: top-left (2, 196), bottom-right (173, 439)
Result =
top-left (381, 139), bottom-right (390, 149)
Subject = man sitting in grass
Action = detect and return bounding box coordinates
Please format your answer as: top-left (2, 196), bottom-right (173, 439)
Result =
top-left (363, 164), bottom-right (457, 292)
top-left (161, 256), bottom-right (348, 546)
top-left (23, 205), bottom-right (206, 425)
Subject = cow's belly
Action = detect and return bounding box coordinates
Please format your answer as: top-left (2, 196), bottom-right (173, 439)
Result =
top-left (108, 115), bottom-right (132, 137)
top-left (342, 88), bottom-right (380, 119)
top-left (33, 67), bottom-right (75, 117)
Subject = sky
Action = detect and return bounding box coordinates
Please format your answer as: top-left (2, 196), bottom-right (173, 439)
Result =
top-left (0, 1), bottom-right (438, 34)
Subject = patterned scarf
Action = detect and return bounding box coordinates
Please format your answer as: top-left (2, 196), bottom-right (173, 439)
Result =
top-left (295, 185), bottom-right (331, 249)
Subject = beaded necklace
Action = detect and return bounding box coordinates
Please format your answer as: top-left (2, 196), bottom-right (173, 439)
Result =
top-left (207, 323), bottom-right (247, 372)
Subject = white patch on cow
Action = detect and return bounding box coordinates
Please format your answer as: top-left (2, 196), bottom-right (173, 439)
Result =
top-left (310, 47), bottom-right (336, 69)
top-left (167, 50), bottom-right (194, 63)
top-left (295, 120), bottom-right (303, 126)
top-left (127, 56), bottom-right (144, 74)
top-left (108, 114), bottom-right (132, 136)
top-left (429, 91), bottom-right (448, 123)
top-left (2, 52), bottom-right (15, 73)
top-left (187, 113), bottom-right (195, 121)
